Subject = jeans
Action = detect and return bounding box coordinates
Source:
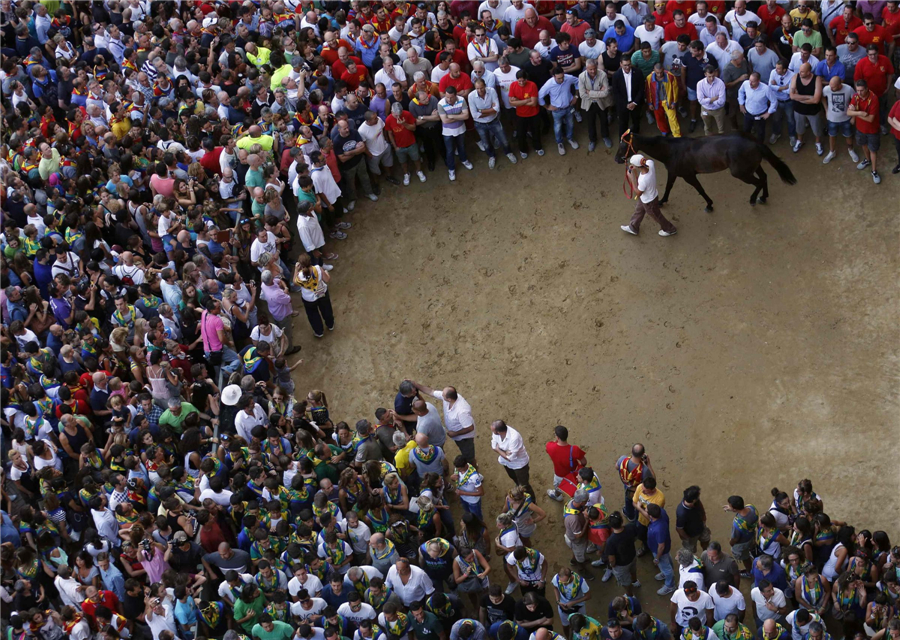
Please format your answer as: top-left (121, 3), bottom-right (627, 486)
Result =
top-left (474, 119), bottom-right (512, 157)
top-left (584, 102), bottom-right (610, 142)
top-left (443, 134), bottom-right (468, 171)
top-left (461, 499), bottom-right (483, 520)
top-left (655, 551), bottom-right (676, 588)
top-left (623, 487), bottom-right (637, 521)
top-left (742, 112), bottom-right (768, 143)
top-left (552, 105), bottom-right (575, 143)
top-left (205, 346), bottom-right (240, 375)
top-left (771, 100), bottom-right (796, 137)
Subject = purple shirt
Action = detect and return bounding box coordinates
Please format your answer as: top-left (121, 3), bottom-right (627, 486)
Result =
top-left (857, 0), bottom-right (887, 22)
top-left (262, 282), bottom-right (292, 321)
top-left (370, 95), bottom-right (389, 120)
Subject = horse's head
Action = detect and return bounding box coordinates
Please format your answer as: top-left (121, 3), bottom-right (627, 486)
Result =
top-left (614, 130), bottom-right (634, 165)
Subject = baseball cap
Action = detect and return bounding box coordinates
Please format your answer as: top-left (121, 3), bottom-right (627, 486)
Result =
top-left (566, 8), bottom-right (576, 13)
top-left (173, 531), bottom-right (189, 544)
top-left (585, 29), bottom-right (597, 37)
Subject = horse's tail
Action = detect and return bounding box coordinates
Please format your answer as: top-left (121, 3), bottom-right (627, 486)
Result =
top-left (759, 144), bottom-right (797, 185)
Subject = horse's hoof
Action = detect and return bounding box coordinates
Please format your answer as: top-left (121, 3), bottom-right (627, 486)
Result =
top-left (749, 200), bottom-right (756, 207)
top-left (659, 201), bottom-right (666, 208)
top-left (704, 206), bottom-right (714, 213)
top-left (758, 197), bottom-right (767, 205)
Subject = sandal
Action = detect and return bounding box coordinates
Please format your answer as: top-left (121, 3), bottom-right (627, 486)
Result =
top-left (325, 253), bottom-right (339, 260)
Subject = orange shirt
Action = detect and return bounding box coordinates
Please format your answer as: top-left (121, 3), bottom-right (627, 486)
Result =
top-left (508, 80), bottom-right (540, 117)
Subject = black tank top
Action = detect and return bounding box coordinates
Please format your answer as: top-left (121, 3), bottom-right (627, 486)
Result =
top-left (64, 423), bottom-right (89, 453)
top-left (793, 74), bottom-right (819, 116)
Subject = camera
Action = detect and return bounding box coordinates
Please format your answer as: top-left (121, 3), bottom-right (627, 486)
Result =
top-left (140, 538), bottom-right (151, 551)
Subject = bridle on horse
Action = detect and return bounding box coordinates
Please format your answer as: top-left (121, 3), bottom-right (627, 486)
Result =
top-left (620, 130), bottom-right (637, 199)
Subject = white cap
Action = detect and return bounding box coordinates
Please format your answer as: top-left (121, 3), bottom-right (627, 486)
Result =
top-left (630, 154), bottom-right (647, 167)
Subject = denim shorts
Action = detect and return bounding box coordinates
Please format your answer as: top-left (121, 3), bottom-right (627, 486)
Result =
top-left (855, 131), bottom-right (881, 152)
top-left (827, 120), bottom-right (853, 138)
top-left (687, 87), bottom-right (697, 101)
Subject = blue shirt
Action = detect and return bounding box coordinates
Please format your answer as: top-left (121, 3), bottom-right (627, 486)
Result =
top-left (751, 561), bottom-right (788, 593)
top-left (321, 584), bottom-right (350, 609)
top-left (99, 563), bottom-right (126, 600)
top-left (603, 24), bottom-right (636, 53)
top-left (738, 80), bottom-right (777, 115)
top-left (814, 59), bottom-right (845, 82)
top-left (538, 75), bottom-right (579, 108)
top-left (1, 511), bottom-right (21, 547)
top-left (647, 511), bottom-right (672, 556)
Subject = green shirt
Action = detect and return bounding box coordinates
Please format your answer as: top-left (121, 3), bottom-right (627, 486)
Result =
top-left (245, 168), bottom-right (265, 188)
top-left (251, 620), bottom-right (293, 640)
top-left (792, 30), bottom-right (822, 52)
top-left (270, 63), bottom-right (294, 91)
top-left (158, 402), bottom-right (199, 435)
top-left (237, 135), bottom-right (275, 152)
top-left (234, 593), bottom-right (267, 633)
top-left (409, 611), bottom-right (444, 640)
top-left (631, 49), bottom-right (660, 78)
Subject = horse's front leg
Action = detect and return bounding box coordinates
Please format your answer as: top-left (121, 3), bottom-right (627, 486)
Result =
top-left (683, 174), bottom-right (714, 212)
top-left (658, 173), bottom-right (677, 206)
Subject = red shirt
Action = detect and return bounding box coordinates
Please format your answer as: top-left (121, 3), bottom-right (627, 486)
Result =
top-left (441, 47), bottom-right (470, 73)
top-left (321, 40), bottom-right (356, 66)
top-left (664, 21), bottom-right (698, 42)
top-left (757, 4), bottom-right (787, 34)
top-left (652, 10), bottom-right (676, 29)
top-left (850, 91), bottom-right (880, 134)
top-left (199, 521), bottom-right (228, 554)
top-left (370, 15), bottom-right (393, 34)
top-left (81, 590), bottom-right (119, 624)
top-left (666, 1), bottom-right (696, 16)
top-left (889, 100), bottom-right (900, 140)
top-left (516, 16), bottom-right (557, 49)
top-left (829, 15), bottom-right (864, 45)
top-left (385, 111), bottom-right (417, 148)
top-left (853, 24), bottom-right (889, 54)
top-left (332, 56), bottom-right (364, 79)
top-left (883, 6), bottom-right (900, 43)
top-left (561, 19), bottom-right (591, 47)
top-left (545, 441), bottom-right (586, 477)
top-left (323, 149), bottom-right (341, 182)
top-left (340, 67), bottom-right (369, 90)
top-left (854, 54), bottom-right (894, 96)
top-left (199, 147), bottom-right (223, 176)
top-left (508, 80), bottom-right (540, 117)
top-left (438, 71), bottom-right (474, 94)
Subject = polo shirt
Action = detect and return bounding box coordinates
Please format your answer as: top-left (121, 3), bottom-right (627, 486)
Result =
top-left (158, 402), bottom-right (199, 434)
top-left (854, 24), bottom-right (889, 53)
top-left (853, 54), bottom-right (894, 95)
top-left (438, 71), bottom-right (474, 94)
top-left (850, 91), bottom-right (880, 134)
top-left (647, 511), bottom-right (672, 556)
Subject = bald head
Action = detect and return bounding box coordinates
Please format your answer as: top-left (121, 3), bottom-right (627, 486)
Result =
top-left (415, 433), bottom-right (430, 448)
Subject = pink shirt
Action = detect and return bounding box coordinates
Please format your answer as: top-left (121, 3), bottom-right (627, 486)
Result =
top-left (262, 282), bottom-right (292, 322)
top-left (200, 311), bottom-right (225, 351)
top-left (150, 174), bottom-right (175, 197)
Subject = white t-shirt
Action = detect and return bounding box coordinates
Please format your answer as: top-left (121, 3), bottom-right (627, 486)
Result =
top-left (634, 25), bottom-right (665, 51)
top-left (456, 466), bottom-right (484, 505)
top-left (342, 519), bottom-right (373, 554)
top-left (146, 602), bottom-right (177, 640)
top-left (679, 563), bottom-right (706, 591)
top-left (506, 550), bottom-right (545, 581)
top-left (493, 65), bottom-right (521, 108)
top-left (199, 488), bottom-right (233, 507)
top-left (689, 12), bottom-right (719, 29)
top-left (235, 403), bottom-right (267, 441)
top-left (579, 40), bottom-right (607, 60)
top-left (250, 231), bottom-right (278, 265)
top-left (291, 597), bottom-right (328, 621)
top-left (309, 166), bottom-right (342, 206)
top-left (468, 39), bottom-right (500, 72)
top-left (723, 10), bottom-right (761, 36)
top-left (637, 159), bottom-right (659, 203)
top-left (250, 324), bottom-right (284, 346)
top-left (599, 13), bottom-right (628, 32)
top-left (288, 574), bottom-right (324, 598)
top-left (750, 587), bottom-right (787, 622)
top-left (113, 263), bottom-right (146, 285)
top-left (710, 587), bottom-right (746, 621)
top-left (432, 389), bottom-right (475, 440)
top-left (431, 64), bottom-right (452, 83)
top-left (670, 590), bottom-right (715, 627)
top-left (358, 119), bottom-right (390, 157)
top-left (339, 602), bottom-right (377, 623)
top-left (374, 66), bottom-right (408, 90)
top-left (822, 84), bottom-right (853, 123)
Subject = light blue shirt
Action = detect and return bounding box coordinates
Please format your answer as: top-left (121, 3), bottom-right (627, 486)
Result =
top-left (99, 563), bottom-right (126, 601)
top-left (738, 80), bottom-right (777, 115)
top-left (538, 75), bottom-right (578, 109)
top-left (767, 68), bottom-right (795, 102)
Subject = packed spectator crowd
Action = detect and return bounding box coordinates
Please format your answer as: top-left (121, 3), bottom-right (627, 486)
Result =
top-left (0, 1), bottom-right (899, 640)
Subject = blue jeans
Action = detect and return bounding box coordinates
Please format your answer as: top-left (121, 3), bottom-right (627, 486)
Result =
top-left (461, 499), bottom-right (483, 520)
top-left (623, 487), bottom-right (637, 522)
top-left (474, 120), bottom-right (512, 157)
top-left (552, 106), bottom-right (575, 144)
top-left (771, 100), bottom-right (796, 137)
top-left (443, 134), bottom-right (468, 171)
top-left (206, 346), bottom-right (240, 375)
top-left (655, 551), bottom-right (676, 588)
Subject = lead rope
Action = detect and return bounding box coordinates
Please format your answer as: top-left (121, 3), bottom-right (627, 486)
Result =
top-left (621, 130), bottom-right (637, 199)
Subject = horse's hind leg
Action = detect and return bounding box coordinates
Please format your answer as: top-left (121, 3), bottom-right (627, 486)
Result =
top-left (732, 169), bottom-right (764, 205)
top-left (682, 174), bottom-right (714, 212)
top-left (756, 165), bottom-right (769, 203)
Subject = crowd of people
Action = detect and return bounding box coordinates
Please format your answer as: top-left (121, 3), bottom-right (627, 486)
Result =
top-left (0, 2), bottom-right (898, 640)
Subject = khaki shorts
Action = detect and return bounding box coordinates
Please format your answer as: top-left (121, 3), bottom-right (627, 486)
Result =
top-left (612, 560), bottom-right (635, 586)
top-left (682, 527), bottom-right (712, 551)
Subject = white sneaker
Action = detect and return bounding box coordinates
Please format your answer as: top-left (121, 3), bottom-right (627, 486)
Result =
top-left (632, 580), bottom-right (642, 588)
top-left (417, 171), bottom-right (427, 182)
top-left (506, 152), bottom-right (518, 164)
top-left (448, 170), bottom-right (456, 181)
top-left (347, 200), bottom-right (356, 211)
top-left (792, 139), bottom-right (803, 153)
top-left (403, 173), bottom-right (410, 186)
top-left (536, 149), bottom-right (545, 156)
top-left (815, 142), bottom-right (824, 156)
top-left (520, 151), bottom-right (528, 159)
top-left (546, 489), bottom-right (564, 502)
top-left (655, 573), bottom-right (665, 581)
top-left (657, 585), bottom-right (677, 595)
top-left (322, 264), bottom-right (334, 271)
top-left (462, 160), bottom-right (474, 170)
top-left (504, 582), bottom-right (517, 595)
top-left (872, 170), bottom-right (881, 184)
top-left (367, 193), bottom-right (379, 201)
top-left (488, 156), bottom-right (496, 169)
top-left (822, 150), bottom-right (836, 164)
top-left (621, 225), bottom-right (638, 235)
top-left (558, 143), bottom-right (566, 156)
top-left (659, 229), bottom-right (677, 237)
top-left (568, 138), bottom-right (579, 150)
top-left (857, 158), bottom-right (871, 170)
top-left (849, 148), bottom-right (860, 163)
top-left (789, 136), bottom-right (797, 147)
top-left (592, 558), bottom-right (607, 567)
top-left (602, 569), bottom-right (613, 581)
top-left (768, 133), bottom-right (780, 144)
top-left (476, 140), bottom-right (486, 152)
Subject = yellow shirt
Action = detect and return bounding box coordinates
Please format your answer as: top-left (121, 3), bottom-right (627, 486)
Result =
top-left (393, 441), bottom-right (417, 476)
top-left (111, 117), bottom-right (132, 141)
top-left (632, 484), bottom-right (665, 526)
top-left (236, 134), bottom-right (275, 152)
top-left (789, 8), bottom-right (818, 27)
top-left (270, 63), bottom-right (293, 91)
top-left (247, 46), bottom-right (272, 67)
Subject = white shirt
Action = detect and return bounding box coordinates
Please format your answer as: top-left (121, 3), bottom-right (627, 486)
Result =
top-left (199, 487), bottom-right (233, 507)
top-left (51, 252), bottom-right (81, 278)
top-left (146, 601), bottom-right (177, 640)
top-left (599, 13), bottom-right (628, 32)
top-left (636, 159), bottom-right (658, 204)
top-left (296, 213), bottom-right (326, 253)
top-left (479, 0), bottom-right (510, 21)
top-left (291, 597), bottom-right (328, 621)
top-left (432, 389), bottom-right (475, 440)
top-left (385, 564), bottom-right (435, 606)
top-left (670, 590), bottom-right (715, 627)
top-left (91, 508), bottom-right (120, 546)
top-left (309, 166), bottom-right (342, 206)
top-left (491, 425), bottom-right (529, 469)
top-left (699, 25), bottom-right (729, 48)
top-left (705, 40), bottom-right (741, 71)
top-left (623, 69), bottom-right (634, 103)
top-left (218, 574), bottom-right (253, 605)
top-left (506, 550), bottom-right (545, 581)
top-left (342, 520), bottom-right (373, 554)
top-left (534, 40), bottom-right (553, 59)
top-left (54, 575), bottom-right (86, 607)
top-left (113, 263), bottom-right (145, 285)
top-left (505, 4), bottom-right (530, 34)
top-left (468, 38), bottom-right (500, 72)
top-left (250, 231), bottom-right (278, 265)
top-left (723, 9), bottom-right (761, 37)
top-left (634, 25), bottom-right (665, 51)
top-left (710, 586), bottom-right (746, 621)
top-left (689, 12), bottom-right (719, 29)
top-left (288, 574), bottom-right (324, 598)
top-left (358, 119), bottom-right (390, 156)
top-left (786, 610), bottom-right (821, 640)
top-left (579, 39), bottom-right (607, 60)
top-left (789, 53), bottom-right (820, 75)
top-left (493, 65), bottom-right (521, 108)
top-left (750, 586), bottom-right (787, 622)
top-left (374, 66), bottom-right (408, 90)
top-left (468, 87), bottom-right (501, 123)
top-left (339, 602), bottom-right (377, 623)
top-left (235, 403), bottom-right (267, 442)
top-left (431, 64), bottom-right (452, 83)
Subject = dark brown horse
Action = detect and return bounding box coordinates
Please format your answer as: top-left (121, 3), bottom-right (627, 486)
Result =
top-left (614, 132), bottom-right (797, 211)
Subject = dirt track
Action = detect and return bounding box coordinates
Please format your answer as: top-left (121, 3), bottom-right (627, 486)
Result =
top-left (291, 129), bottom-right (900, 618)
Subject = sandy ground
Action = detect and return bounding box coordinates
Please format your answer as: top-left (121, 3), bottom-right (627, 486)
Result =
top-left (290, 127), bottom-right (900, 620)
